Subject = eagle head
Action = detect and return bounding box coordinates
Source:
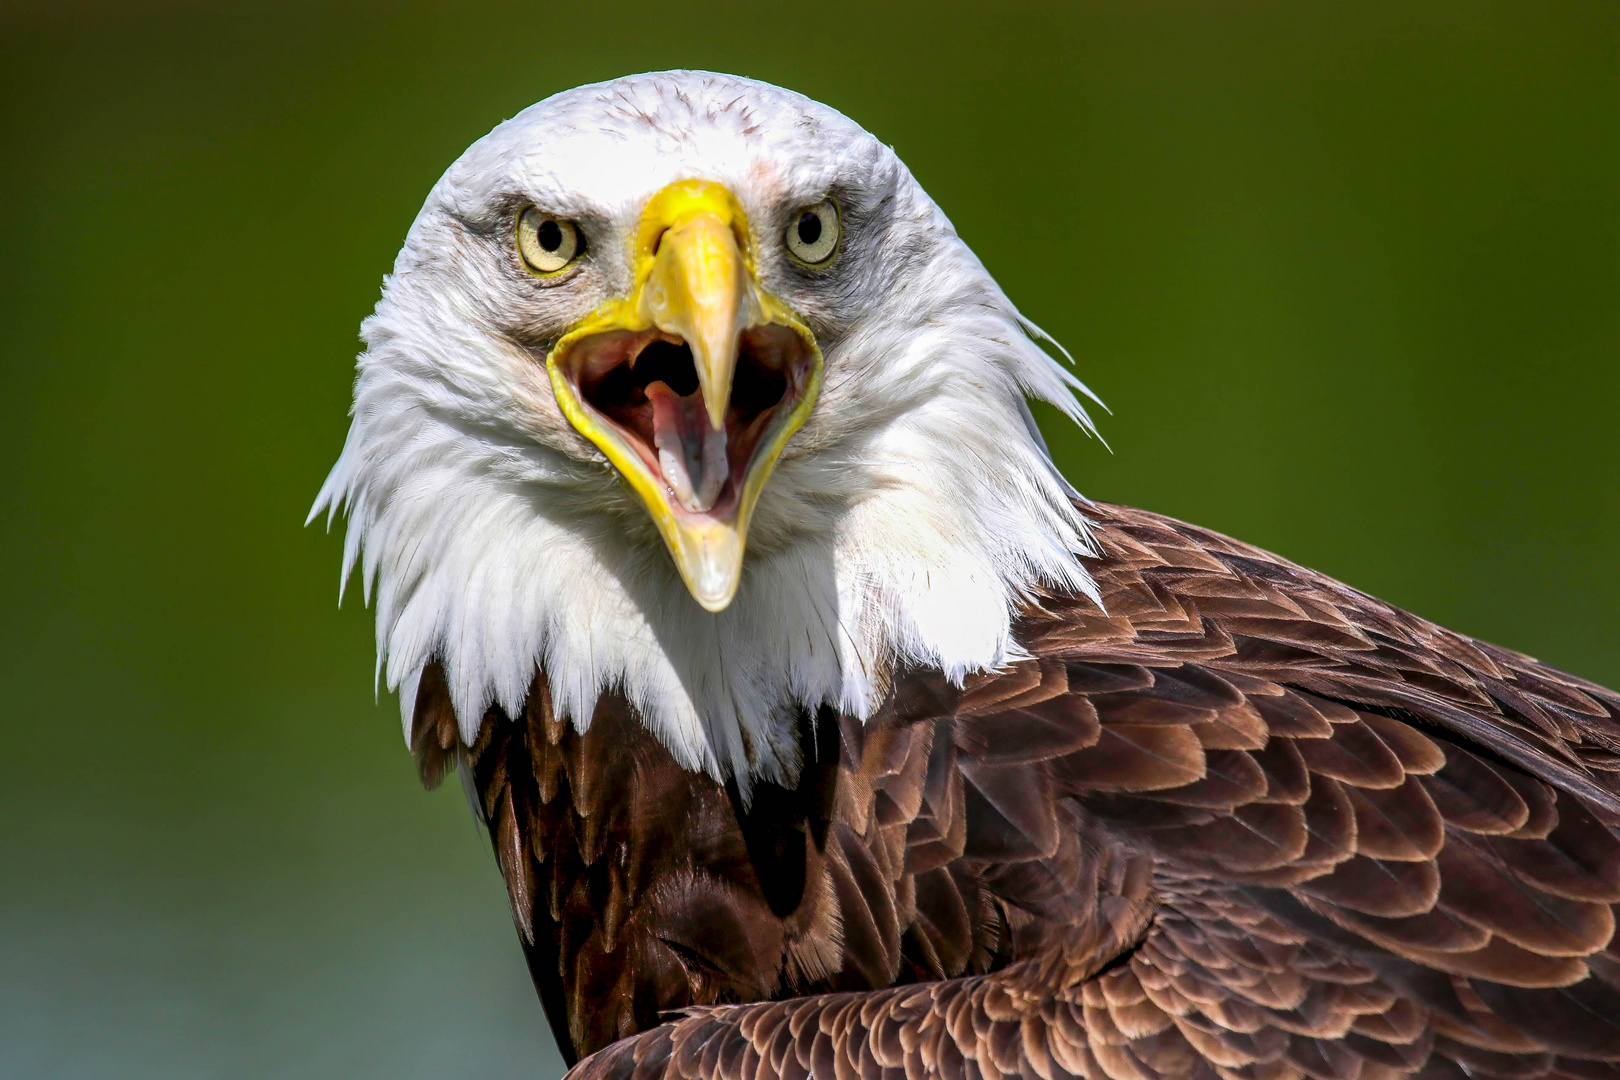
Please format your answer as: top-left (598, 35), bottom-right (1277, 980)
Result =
top-left (312, 71), bottom-right (1099, 788)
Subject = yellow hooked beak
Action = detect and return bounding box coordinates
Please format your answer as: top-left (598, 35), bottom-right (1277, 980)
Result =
top-left (546, 181), bottom-right (824, 611)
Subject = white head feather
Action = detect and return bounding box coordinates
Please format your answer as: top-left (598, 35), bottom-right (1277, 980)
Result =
top-left (311, 71), bottom-right (1100, 791)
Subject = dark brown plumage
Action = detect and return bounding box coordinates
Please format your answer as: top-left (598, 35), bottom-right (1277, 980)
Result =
top-left (414, 501), bottom-right (1620, 1080)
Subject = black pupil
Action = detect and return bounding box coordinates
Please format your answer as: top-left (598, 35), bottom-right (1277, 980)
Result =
top-left (537, 219), bottom-right (564, 252)
top-left (796, 211), bottom-right (822, 246)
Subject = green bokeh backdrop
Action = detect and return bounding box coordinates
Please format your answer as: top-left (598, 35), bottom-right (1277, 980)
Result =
top-left (3, 2), bottom-right (1616, 1077)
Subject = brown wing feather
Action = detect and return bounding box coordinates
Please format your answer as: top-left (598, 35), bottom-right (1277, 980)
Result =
top-left (421, 501), bottom-right (1620, 1079)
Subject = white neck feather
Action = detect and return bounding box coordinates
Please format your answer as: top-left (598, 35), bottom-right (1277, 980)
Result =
top-left (314, 314), bottom-right (1096, 791)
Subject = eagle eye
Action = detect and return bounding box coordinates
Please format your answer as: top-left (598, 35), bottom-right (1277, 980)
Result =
top-left (517, 207), bottom-right (584, 274)
top-left (784, 199), bottom-right (839, 266)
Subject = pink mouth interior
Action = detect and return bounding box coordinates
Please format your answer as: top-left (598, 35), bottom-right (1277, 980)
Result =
top-left (559, 325), bottom-right (812, 519)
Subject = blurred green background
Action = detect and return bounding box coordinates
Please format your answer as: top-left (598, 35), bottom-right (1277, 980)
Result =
top-left (2, 1), bottom-right (1617, 1076)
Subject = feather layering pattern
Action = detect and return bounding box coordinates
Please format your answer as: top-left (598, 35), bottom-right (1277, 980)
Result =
top-left (417, 503), bottom-right (1620, 1080)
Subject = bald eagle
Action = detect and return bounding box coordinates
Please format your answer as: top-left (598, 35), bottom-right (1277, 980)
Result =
top-left (312, 72), bottom-right (1620, 1080)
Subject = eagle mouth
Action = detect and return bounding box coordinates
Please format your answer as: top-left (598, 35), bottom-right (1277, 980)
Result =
top-left (558, 325), bottom-right (815, 521)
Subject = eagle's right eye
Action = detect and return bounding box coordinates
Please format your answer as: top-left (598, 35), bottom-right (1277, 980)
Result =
top-left (517, 208), bottom-right (584, 274)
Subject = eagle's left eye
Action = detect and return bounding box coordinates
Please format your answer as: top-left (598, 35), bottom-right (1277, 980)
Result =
top-left (516, 207), bottom-right (584, 274)
top-left (785, 199), bottom-right (839, 266)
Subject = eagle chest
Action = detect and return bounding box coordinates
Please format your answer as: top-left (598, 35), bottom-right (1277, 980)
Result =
top-left (412, 660), bottom-right (1147, 1063)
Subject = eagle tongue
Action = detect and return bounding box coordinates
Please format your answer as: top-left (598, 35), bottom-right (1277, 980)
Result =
top-left (647, 381), bottom-right (727, 513)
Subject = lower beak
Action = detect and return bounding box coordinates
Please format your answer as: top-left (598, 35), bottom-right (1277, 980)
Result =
top-left (546, 180), bottom-right (823, 612)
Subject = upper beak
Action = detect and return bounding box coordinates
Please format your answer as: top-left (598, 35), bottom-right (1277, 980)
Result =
top-left (545, 180), bottom-right (823, 612)
top-left (639, 210), bottom-right (762, 432)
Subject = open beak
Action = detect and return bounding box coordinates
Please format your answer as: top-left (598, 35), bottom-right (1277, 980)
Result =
top-left (546, 180), bottom-right (824, 611)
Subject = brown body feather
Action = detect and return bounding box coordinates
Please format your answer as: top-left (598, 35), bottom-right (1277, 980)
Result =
top-left (413, 502), bottom-right (1620, 1080)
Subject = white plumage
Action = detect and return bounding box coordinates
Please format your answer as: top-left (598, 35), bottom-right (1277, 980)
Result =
top-left (312, 71), bottom-right (1100, 790)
